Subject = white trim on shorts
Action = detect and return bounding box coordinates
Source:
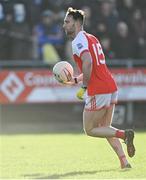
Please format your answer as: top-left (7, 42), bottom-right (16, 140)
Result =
top-left (84, 91), bottom-right (118, 111)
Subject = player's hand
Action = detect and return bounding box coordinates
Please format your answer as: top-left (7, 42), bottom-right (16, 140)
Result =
top-left (62, 77), bottom-right (77, 86)
top-left (76, 86), bottom-right (87, 100)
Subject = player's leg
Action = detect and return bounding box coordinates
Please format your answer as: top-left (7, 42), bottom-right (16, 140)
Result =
top-left (83, 105), bottom-right (131, 168)
top-left (83, 93), bottom-right (120, 138)
top-left (83, 108), bottom-right (135, 158)
top-left (107, 138), bottom-right (131, 168)
top-left (83, 108), bottom-right (122, 138)
top-left (83, 93), bottom-right (135, 158)
top-left (102, 104), bottom-right (135, 159)
top-left (102, 104), bottom-right (131, 168)
top-left (83, 107), bottom-right (130, 168)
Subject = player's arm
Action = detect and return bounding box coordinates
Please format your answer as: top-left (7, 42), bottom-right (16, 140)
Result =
top-left (63, 52), bottom-right (92, 87)
top-left (65, 52), bottom-right (92, 86)
top-left (73, 73), bottom-right (83, 84)
top-left (76, 51), bottom-right (92, 100)
top-left (71, 52), bottom-right (92, 85)
top-left (81, 51), bottom-right (92, 87)
top-left (63, 73), bottom-right (83, 85)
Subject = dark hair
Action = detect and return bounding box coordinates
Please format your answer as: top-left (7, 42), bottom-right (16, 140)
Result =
top-left (66, 7), bottom-right (85, 25)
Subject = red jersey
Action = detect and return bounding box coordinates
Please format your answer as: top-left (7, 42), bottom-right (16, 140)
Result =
top-left (72, 31), bottom-right (117, 96)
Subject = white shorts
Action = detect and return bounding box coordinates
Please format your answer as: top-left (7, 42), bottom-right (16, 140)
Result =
top-left (84, 91), bottom-right (118, 111)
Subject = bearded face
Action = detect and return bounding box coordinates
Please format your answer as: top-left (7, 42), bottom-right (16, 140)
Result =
top-left (63, 15), bottom-right (76, 39)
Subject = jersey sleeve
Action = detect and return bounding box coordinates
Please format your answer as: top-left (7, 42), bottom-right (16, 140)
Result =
top-left (72, 32), bottom-right (89, 58)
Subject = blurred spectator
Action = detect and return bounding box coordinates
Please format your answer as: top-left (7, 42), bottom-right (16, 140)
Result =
top-left (94, 22), bottom-right (108, 40)
top-left (0, 3), bottom-right (4, 20)
top-left (52, 8), bottom-right (66, 59)
top-left (0, 0), bottom-right (146, 61)
top-left (130, 9), bottom-right (146, 58)
top-left (100, 36), bottom-right (115, 59)
top-left (81, 6), bottom-right (93, 33)
top-left (134, 0), bottom-right (146, 12)
top-left (95, 0), bottom-right (120, 37)
top-left (64, 40), bottom-right (74, 63)
top-left (34, 9), bottom-right (64, 64)
top-left (10, 3), bottom-right (32, 60)
top-left (117, 0), bottom-right (135, 27)
top-left (26, 0), bottom-right (43, 27)
top-left (0, 4), bottom-right (13, 60)
top-left (112, 21), bottom-right (136, 59)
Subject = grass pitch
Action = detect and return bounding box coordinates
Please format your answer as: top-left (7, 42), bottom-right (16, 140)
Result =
top-left (0, 131), bottom-right (146, 179)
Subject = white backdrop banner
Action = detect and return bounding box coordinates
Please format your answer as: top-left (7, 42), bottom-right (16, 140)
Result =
top-left (0, 68), bottom-right (146, 104)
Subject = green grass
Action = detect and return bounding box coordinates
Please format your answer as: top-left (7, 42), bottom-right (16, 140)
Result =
top-left (0, 132), bottom-right (146, 179)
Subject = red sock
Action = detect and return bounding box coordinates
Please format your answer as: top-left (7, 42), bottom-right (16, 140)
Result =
top-left (115, 130), bottom-right (125, 139)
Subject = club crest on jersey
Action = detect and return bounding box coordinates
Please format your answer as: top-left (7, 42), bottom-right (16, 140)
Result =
top-left (77, 43), bottom-right (83, 49)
